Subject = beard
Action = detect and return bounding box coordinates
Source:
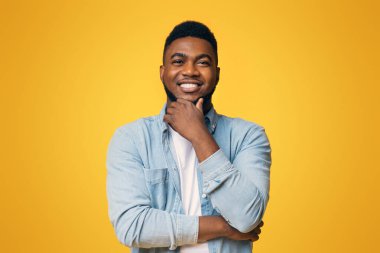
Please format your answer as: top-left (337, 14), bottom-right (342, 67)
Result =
top-left (163, 83), bottom-right (216, 106)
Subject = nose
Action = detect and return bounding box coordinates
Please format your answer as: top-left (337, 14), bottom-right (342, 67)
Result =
top-left (182, 62), bottom-right (200, 77)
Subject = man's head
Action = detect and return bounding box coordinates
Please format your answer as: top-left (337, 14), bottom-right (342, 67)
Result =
top-left (163, 21), bottom-right (218, 66)
top-left (160, 21), bottom-right (220, 112)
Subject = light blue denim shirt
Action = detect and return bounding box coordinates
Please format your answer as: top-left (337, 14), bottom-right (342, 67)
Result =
top-left (106, 104), bottom-right (271, 253)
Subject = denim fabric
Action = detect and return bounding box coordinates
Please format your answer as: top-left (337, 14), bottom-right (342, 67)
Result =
top-left (106, 104), bottom-right (271, 253)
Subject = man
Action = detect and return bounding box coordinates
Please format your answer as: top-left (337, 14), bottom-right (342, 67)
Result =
top-left (106, 21), bottom-right (271, 252)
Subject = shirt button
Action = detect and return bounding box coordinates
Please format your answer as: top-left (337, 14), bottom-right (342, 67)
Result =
top-left (201, 194), bottom-right (207, 198)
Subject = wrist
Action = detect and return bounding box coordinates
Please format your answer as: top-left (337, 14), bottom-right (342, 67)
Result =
top-left (190, 129), bottom-right (219, 163)
top-left (190, 128), bottom-right (212, 146)
top-left (217, 216), bottom-right (231, 237)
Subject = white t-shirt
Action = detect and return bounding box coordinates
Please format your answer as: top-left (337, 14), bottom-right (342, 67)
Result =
top-left (169, 126), bottom-right (209, 253)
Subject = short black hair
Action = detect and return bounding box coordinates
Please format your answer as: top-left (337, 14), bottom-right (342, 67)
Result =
top-left (163, 21), bottom-right (218, 65)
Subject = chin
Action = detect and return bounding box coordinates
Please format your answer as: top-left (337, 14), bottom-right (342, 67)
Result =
top-left (181, 96), bottom-right (200, 103)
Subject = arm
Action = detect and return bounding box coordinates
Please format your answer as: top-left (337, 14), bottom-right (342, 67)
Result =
top-left (106, 127), bottom-right (261, 249)
top-left (196, 126), bottom-right (271, 233)
top-left (164, 99), bottom-right (271, 233)
top-left (198, 216), bottom-right (263, 243)
top-left (106, 127), bottom-right (198, 250)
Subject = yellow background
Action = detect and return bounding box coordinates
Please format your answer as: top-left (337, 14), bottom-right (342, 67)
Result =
top-left (1, 0), bottom-right (379, 252)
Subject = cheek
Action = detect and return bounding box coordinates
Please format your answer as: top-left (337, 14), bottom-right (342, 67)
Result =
top-left (203, 70), bottom-right (216, 83)
top-left (164, 70), bottom-right (179, 83)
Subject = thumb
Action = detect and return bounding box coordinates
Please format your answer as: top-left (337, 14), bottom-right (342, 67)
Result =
top-left (196, 97), bottom-right (204, 113)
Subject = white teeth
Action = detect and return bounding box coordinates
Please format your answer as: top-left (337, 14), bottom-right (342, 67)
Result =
top-left (180, 83), bottom-right (198, 88)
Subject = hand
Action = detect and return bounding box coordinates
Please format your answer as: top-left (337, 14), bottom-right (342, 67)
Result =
top-left (163, 98), bottom-right (209, 142)
top-left (198, 216), bottom-right (264, 243)
top-left (224, 221), bottom-right (264, 242)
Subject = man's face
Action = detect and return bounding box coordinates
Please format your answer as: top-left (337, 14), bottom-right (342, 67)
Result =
top-left (160, 37), bottom-right (220, 104)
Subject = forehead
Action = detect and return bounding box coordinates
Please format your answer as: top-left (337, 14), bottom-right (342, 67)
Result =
top-left (164, 36), bottom-right (216, 59)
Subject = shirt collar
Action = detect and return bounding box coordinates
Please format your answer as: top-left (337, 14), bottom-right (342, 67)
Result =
top-left (159, 103), bottom-right (218, 134)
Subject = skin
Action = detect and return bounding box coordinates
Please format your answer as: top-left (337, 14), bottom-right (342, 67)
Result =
top-left (160, 37), bottom-right (220, 162)
top-left (160, 36), bottom-right (263, 243)
top-left (160, 36), bottom-right (220, 113)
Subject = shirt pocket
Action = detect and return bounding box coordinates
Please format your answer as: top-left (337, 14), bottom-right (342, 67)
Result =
top-left (143, 168), bottom-right (169, 210)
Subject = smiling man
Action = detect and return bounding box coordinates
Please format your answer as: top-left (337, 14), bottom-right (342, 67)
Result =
top-left (106, 21), bottom-right (271, 253)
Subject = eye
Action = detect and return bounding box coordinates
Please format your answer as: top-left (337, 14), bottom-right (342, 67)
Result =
top-left (198, 60), bottom-right (211, 66)
top-left (172, 59), bottom-right (184, 65)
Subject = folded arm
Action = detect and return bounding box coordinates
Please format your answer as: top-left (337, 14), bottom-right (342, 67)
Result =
top-left (163, 99), bottom-right (271, 234)
top-left (193, 123), bottom-right (271, 233)
top-left (106, 127), bottom-right (264, 249)
top-left (107, 128), bottom-right (198, 249)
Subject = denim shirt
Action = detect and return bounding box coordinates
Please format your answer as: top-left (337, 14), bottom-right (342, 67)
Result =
top-left (106, 104), bottom-right (271, 253)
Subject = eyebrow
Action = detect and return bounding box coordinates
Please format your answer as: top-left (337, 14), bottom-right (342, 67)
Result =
top-left (170, 52), bottom-right (186, 59)
top-left (170, 52), bottom-right (213, 62)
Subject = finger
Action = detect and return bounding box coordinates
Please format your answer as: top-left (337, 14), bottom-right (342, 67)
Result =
top-left (259, 221), bottom-right (264, 227)
top-left (166, 107), bottom-right (177, 115)
top-left (168, 101), bottom-right (178, 108)
top-left (254, 228), bottom-right (261, 234)
top-left (196, 97), bottom-right (204, 113)
top-left (163, 114), bottom-right (172, 123)
top-left (250, 234), bottom-right (259, 242)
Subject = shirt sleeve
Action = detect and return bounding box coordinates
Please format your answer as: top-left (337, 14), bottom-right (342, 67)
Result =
top-left (106, 127), bottom-right (198, 250)
top-left (199, 124), bottom-right (271, 233)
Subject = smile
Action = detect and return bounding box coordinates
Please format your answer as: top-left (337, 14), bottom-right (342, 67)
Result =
top-left (178, 83), bottom-right (202, 93)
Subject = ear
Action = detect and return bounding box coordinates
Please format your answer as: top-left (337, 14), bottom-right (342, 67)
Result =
top-left (160, 65), bottom-right (165, 83)
top-left (215, 66), bottom-right (220, 85)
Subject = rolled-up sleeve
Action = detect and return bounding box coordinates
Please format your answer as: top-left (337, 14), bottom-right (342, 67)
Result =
top-left (106, 127), bottom-right (198, 249)
top-left (199, 124), bottom-right (271, 233)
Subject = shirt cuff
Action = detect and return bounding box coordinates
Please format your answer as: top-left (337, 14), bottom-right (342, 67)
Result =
top-left (199, 149), bottom-right (235, 184)
top-left (173, 215), bottom-right (198, 250)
